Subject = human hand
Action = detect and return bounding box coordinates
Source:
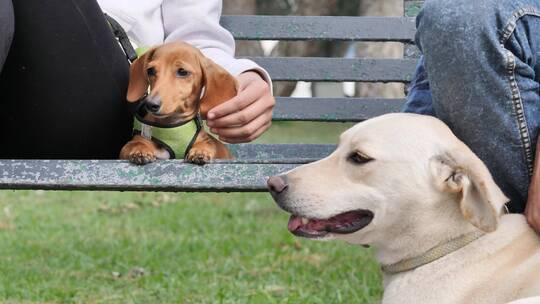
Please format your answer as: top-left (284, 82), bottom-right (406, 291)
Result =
top-left (526, 137), bottom-right (540, 235)
top-left (206, 71), bottom-right (274, 143)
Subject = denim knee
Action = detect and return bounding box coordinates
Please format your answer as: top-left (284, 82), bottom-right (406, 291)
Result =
top-left (416, 0), bottom-right (499, 52)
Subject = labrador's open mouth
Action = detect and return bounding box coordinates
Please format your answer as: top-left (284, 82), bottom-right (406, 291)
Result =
top-left (287, 210), bottom-right (374, 238)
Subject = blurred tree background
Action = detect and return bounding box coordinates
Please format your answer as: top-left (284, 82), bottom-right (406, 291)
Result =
top-left (223, 0), bottom-right (404, 98)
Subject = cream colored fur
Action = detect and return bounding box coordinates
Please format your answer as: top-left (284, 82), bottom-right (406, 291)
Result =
top-left (277, 113), bottom-right (540, 304)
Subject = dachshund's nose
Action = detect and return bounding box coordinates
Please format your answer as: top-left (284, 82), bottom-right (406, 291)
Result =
top-left (267, 175), bottom-right (288, 195)
top-left (145, 96), bottom-right (161, 113)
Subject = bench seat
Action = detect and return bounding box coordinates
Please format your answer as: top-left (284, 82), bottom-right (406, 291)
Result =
top-left (0, 0), bottom-right (424, 192)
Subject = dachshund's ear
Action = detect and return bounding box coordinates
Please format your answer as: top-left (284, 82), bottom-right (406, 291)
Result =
top-left (126, 47), bottom-right (157, 102)
top-left (199, 57), bottom-right (238, 117)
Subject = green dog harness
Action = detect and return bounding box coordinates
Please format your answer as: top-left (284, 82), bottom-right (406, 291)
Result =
top-left (132, 113), bottom-right (202, 160)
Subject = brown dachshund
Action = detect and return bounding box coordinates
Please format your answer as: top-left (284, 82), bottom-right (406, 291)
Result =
top-left (120, 42), bottom-right (235, 165)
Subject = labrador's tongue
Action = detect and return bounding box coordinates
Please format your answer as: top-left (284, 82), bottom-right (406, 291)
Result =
top-left (288, 215), bottom-right (330, 232)
top-left (288, 211), bottom-right (366, 232)
top-left (288, 216), bottom-right (303, 232)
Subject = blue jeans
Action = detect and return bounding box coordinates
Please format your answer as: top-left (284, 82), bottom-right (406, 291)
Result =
top-left (403, 0), bottom-right (540, 213)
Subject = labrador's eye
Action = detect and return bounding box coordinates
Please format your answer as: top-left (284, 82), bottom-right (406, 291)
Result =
top-left (348, 152), bottom-right (373, 165)
top-left (176, 68), bottom-right (190, 78)
top-left (147, 67), bottom-right (156, 77)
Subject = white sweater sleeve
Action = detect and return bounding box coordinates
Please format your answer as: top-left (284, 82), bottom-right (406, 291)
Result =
top-left (161, 0), bottom-right (271, 86)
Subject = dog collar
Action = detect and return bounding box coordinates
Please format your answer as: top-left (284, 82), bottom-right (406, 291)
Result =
top-left (130, 88), bottom-right (205, 128)
top-left (381, 230), bottom-right (485, 275)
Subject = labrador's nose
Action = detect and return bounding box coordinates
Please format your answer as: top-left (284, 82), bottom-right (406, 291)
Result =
top-left (267, 175), bottom-right (288, 195)
top-left (145, 95), bottom-right (162, 113)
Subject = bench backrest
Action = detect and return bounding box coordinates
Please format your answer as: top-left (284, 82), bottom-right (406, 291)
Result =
top-left (0, 0), bottom-right (423, 192)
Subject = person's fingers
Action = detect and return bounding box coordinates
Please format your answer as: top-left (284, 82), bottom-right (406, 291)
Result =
top-left (218, 122), bottom-right (272, 144)
top-left (207, 79), bottom-right (268, 120)
top-left (211, 111), bottom-right (272, 140)
top-left (207, 95), bottom-right (274, 128)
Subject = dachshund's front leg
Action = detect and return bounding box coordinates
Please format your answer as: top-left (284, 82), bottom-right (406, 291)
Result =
top-left (186, 130), bottom-right (233, 165)
top-left (120, 135), bottom-right (167, 165)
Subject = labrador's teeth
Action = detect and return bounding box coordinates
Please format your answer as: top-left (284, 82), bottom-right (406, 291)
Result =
top-left (301, 217), bottom-right (309, 225)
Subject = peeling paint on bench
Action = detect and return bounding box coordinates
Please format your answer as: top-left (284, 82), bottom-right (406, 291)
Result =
top-left (0, 160), bottom-right (299, 192)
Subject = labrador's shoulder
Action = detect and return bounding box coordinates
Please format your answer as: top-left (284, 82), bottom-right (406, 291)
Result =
top-left (493, 214), bottom-right (540, 258)
top-left (497, 214), bottom-right (538, 239)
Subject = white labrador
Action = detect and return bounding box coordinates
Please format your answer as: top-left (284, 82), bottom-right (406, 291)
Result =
top-left (267, 113), bottom-right (540, 304)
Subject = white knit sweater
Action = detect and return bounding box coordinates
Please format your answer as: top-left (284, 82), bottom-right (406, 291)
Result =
top-left (97, 0), bottom-right (270, 82)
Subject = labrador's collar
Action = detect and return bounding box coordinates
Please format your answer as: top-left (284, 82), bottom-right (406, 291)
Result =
top-left (381, 230), bottom-right (485, 275)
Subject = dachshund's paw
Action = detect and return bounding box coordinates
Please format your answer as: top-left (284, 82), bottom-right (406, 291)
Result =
top-left (129, 151), bottom-right (157, 165)
top-left (186, 148), bottom-right (213, 165)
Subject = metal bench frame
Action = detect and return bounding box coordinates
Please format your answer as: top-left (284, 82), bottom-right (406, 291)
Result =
top-left (0, 0), bottom-right (423, 192)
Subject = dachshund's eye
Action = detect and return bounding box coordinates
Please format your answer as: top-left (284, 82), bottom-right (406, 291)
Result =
top-left (176, 68), bottom-right (190, 78)
top-left (348, 152), bottom-right (373, 165)
top-left (147, 67), bottom-right (156, 77)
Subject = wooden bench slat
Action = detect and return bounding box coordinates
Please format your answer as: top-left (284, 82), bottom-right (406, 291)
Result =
top-left (0, 145), bottom-right (337, 191)
top-left (272, 97), bottom-right (405, 121)
top-left (221, 16), bottom-right (416, 42)
top-left (247, 57), bottom-right (417, 82)
top-left (0, 160), bottom-right (300, 192)
top-left (228, 144), bottom-right (335, 161)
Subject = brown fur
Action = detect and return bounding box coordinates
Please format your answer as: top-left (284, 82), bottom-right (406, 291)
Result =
top-left (120, 42), bottom-right (235, 165)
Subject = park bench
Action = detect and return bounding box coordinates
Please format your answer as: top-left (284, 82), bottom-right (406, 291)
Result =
top-left (0, 0), bottom-right (422, 192)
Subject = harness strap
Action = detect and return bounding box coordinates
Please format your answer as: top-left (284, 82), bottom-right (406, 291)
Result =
top-left (104, 14), bottom-right (138, 63)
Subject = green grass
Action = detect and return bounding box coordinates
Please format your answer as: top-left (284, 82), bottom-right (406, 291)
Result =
top-left (0, 122), bottom-right (382, 303)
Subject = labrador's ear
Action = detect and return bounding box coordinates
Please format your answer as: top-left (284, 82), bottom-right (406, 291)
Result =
top-left (430, 148), bottom-right (509, 232)
top-left (126, 47), bottom-right (157, 102)
top-left (199, 56), bottom-right (238, 117)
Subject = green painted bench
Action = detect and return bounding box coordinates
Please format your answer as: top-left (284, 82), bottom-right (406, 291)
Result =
top-left (0, 0), bottom-right (423, 192)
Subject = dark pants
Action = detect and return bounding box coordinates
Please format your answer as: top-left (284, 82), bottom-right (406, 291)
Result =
top-left (0, 0), bottom-right (132, 159)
